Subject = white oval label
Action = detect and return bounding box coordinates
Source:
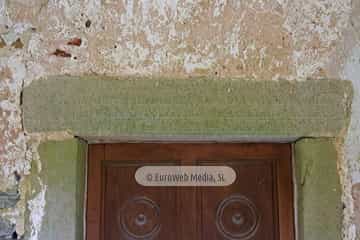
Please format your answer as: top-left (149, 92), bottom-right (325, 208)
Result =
top-left (135, 166), bottom-right (236, 187)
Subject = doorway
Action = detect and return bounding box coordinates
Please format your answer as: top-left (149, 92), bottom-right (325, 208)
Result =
top-left (86, 143), bottom-right (295, 240)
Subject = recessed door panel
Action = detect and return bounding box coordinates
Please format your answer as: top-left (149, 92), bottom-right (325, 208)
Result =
top-left (200, 160), bottom-right (276, 240)
top-left (103, 162), bottom-right (179, 240)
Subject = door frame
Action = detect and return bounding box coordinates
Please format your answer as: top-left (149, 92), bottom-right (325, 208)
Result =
top-left (24, 77), bottom-right (350, 240)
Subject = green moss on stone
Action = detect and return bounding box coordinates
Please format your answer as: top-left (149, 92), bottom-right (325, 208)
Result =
top-left (23, 76), bottom-right (353, 138)
top-left (295, 138), bottom-right (342, 240)
top-left (37, 139), bottom-right (86, 240)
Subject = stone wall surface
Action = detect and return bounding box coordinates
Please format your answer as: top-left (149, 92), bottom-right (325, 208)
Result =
top-left (36, 139), bottom-right (85, 240)
top-left (295, 139), bottom-right (343, 240)
top-left (0, 0), bottom-right (359, 239)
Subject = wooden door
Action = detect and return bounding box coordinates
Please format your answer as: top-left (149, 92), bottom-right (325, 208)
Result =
top-left (87, 143), bottom-right (294, 240)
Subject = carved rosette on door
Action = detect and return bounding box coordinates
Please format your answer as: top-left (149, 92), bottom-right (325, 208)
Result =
top-left (119, 197), bottom-right (161, 239)
top-left (216, 195), bottom-right (260, 240)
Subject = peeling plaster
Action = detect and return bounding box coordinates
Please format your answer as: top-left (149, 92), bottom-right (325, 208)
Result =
top-left (0, 55), bottom-right (28, 189)
top-left (0, 0), bottom-right (360, 239)
top-left (343, 45), bottom-right (360, 182)
top-left (27, 178), bottom-right (46, 240)
top-left (213, 0), bottom-right (227, 17)
top-left (342, 45), bottom-right (360, 239)
top-left (284, 0), bottom-right (351, 78)
top-left (183, 53), bottom-right (216, 74)
top-left (0, 23), bottom-right (33, 45)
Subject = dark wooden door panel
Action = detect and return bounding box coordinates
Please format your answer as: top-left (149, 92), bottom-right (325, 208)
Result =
top-left (103, 162), bottom-right (179, 240)
top-left (200, 160), bottom-right (276, 240)
top-left (86, 143), bottom-right (294, 240)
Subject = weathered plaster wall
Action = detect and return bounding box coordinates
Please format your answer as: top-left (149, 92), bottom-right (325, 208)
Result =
top-left (0, 0), bottom-right (360, 239)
